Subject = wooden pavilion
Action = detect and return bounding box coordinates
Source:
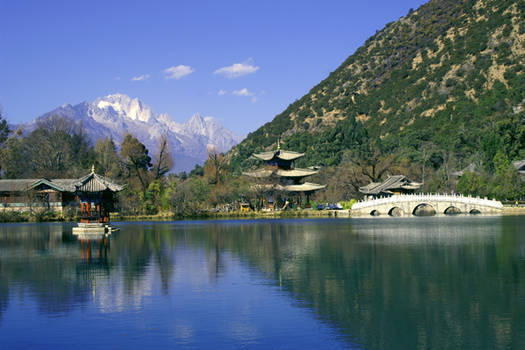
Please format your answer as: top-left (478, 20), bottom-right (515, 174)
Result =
top-left (75, 166), bottom-right (124, 224)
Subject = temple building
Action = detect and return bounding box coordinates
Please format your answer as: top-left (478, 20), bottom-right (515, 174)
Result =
top-left (243, 143), bottom-right (325, 209)
top-left (359, 175), bottom-right (422, 199)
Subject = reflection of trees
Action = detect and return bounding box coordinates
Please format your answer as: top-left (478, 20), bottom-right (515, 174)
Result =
top-left (0, 262), bottom-right (8, 327)
top-left (2, 218), bottom-right (525, 349)
top-left (0, 224), bottom-right (92, 317)
top-left (0, 223), bottom-right (181, 322)
top-left (178, 218), bottom-right (525, 350)
top-left (108, 226), bottom-right (177, 295)
top-left (204, 224), bottom-right (226, 284)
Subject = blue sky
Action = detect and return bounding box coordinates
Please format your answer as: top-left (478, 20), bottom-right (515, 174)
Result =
top-left (0, 0), bottom-right (428, 135)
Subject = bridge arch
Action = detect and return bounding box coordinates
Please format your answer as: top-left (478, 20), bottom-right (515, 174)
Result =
top-left (370, 209), bottom-right (380, 216)
top-left (388, 207), bottom-right (404, 217)
top-left (444, 206), bottom-right (461, 215)
top-left (469, 209), bottom-right (481, 214)
top-left (412, 203), bottom-right (436, 216)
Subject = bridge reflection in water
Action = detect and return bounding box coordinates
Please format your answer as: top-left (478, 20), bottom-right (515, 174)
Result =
top-left (351, 193), bottom-right (504, 216)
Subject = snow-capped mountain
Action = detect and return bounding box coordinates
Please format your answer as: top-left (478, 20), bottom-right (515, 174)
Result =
top-left (24, 94), bottom-right (244, 172)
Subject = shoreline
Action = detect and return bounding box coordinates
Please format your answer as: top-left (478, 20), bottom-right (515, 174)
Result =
top-left (113, 206), bottom-right (525, 222)
top-left (1, 206), bottom-right (524, 224)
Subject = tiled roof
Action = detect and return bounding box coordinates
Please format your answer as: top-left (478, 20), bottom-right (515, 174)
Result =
top-left (72, 173), bottom-right (125, 193)
top-left (359, 175), bottom-right (422, 195)
top-left (0, 179), bottom-right (38, 192)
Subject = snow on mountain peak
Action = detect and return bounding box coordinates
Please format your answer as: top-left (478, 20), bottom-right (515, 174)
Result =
top-left (95, 93), bottom-right (153, 122)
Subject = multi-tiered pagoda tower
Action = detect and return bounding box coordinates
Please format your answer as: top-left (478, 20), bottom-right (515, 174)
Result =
top-left (243, 142), bottom-right (325, 209)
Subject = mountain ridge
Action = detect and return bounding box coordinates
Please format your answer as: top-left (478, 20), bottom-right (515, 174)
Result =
top-left (23, 93), bottom-right (244, 172)
top-left (229, 0), bottom-right (525, 179)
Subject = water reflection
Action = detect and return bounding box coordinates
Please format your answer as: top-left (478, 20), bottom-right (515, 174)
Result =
top-left (0, 217), bottom-right (524, 349)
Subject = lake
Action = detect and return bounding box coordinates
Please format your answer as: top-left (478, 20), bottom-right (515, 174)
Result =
top-left (0, 216), bottom-right (524, 349)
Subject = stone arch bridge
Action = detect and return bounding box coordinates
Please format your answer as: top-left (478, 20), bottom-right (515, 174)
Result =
top-left (351, 194), bottom-right (503, 216)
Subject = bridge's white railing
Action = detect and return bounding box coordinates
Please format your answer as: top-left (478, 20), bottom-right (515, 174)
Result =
top-left (352, 193), bottom-right (503, 210)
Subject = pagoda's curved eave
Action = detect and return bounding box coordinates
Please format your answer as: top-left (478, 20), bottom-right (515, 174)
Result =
top-left (243, 168), bottom-right (319, 178)
top-left (251, 183), bottom-right (326, 193)
top-left (252, 149), bottom-right (304, 161)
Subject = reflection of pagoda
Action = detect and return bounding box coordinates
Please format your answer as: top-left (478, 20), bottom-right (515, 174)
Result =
top-left (243, 142), bottom-right (325, 209)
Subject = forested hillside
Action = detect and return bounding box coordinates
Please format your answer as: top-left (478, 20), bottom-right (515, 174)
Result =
top-left (230, 0), bottom-right (525, 196)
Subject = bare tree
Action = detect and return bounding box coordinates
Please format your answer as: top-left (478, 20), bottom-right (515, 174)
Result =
top-left (152, 135), bottom-right (173, 180)
top-left (204, 145), bottom-right (227, 185)
top-left (350, 139), bottom-right (396, 183)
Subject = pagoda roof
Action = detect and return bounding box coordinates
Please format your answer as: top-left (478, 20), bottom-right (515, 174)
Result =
top-left (251, 182), bottom-right (326, 193)
top-left (278, 182), bottom-right (326, 192)
top-left (359, 175), bottom-right (422, 195)
top-left (242, 169), bottom-right (274, 178)
top-left (243, 168), bottom-right (318, 178)
top-left (277, 168), bottom-right (318, 177)
top-left (253, 149), bottom-right (304, 161)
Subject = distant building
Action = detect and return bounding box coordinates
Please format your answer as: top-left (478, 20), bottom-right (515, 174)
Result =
top-left (0, 168), bottom-right (124, 222)
top-left (452, 160), bottom-right (525, 181)
top-left (513, 160), bottom-right (525, 181)
top-left (359, 175), bottom-right (422, 199)
top-left (243, 143), bottom-right (325, 209)
top-left (451, 163), bottom-right (478, 178)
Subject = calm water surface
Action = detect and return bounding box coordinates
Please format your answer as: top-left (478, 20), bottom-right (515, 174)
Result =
top-left (0, 216), bottom-right (524, 349)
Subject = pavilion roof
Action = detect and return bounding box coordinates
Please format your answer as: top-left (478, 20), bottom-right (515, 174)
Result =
top-left (359, 175), bottom-right (422, 195)
top-left (72, 172), bottom-right (125, 193)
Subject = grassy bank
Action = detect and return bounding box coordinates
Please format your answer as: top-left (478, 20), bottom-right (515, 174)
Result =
top-left (112, 209), bottom-right (350, 222)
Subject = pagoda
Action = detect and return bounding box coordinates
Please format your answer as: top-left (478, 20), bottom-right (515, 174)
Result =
top-left (243, 142), bottom-right (325, 209)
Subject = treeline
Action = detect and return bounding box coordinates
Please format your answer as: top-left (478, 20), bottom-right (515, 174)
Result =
top-left (0, 114), bottom-right (251, 217)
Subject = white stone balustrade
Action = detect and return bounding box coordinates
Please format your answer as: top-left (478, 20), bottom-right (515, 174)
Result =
top-left (351, 193), bottom-right (503, 216)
